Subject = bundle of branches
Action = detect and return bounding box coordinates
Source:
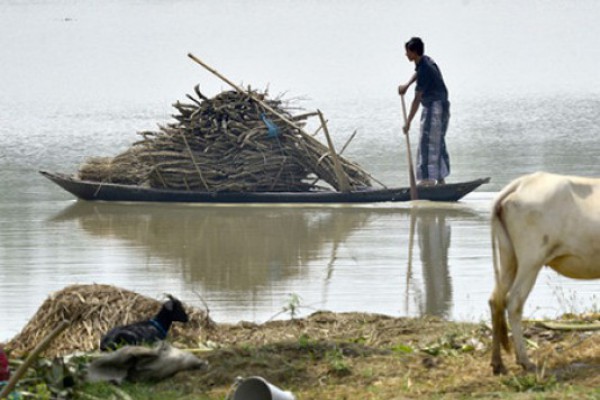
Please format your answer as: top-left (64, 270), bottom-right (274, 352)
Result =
top-left (79, 86), bottom-right (372, 192)
top-left (77, 146), bottom-right (150, 186)
top-left (7, 284), bottom-right (212, 358)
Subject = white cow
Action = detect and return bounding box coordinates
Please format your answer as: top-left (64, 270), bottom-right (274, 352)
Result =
top-left (489, 172), bottom-right (600, 374)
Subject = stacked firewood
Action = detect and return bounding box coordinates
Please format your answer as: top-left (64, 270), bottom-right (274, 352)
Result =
top-left (79, 86), bottom-right (372, 192)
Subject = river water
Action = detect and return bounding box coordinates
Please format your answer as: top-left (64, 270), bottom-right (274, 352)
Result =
top-left (1, 0), bottom-right (599, 342)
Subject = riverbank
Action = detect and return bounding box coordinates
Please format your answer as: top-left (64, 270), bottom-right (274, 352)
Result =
top-left (3, 311), bottom-right (598, 399)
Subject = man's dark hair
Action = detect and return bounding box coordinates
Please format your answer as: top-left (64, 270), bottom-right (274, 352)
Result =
top-left (405, 37), bottom-right (424, 56)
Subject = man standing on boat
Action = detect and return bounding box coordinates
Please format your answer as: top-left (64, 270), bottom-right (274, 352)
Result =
top-left (398, 37), bottom-right (450, 186)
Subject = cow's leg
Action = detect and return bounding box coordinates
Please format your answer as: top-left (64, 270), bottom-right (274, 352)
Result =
top-left (489, 259), bottom-right (516, 374)
top-left (506, 262), bottom-right (542, 372)
top-left (489, 222), bottom-right (517, 375)
top-left (489, 286), bottom-right (508, 375)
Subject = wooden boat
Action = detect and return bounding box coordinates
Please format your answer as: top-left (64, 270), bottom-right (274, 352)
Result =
top-left (40, 171), bottom-right (490, 204)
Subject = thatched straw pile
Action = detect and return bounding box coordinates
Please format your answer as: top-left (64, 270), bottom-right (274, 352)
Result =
top-left (7, 284), bottom-right (212, 358)
top-left (78, 86), bottom-right (372, 192)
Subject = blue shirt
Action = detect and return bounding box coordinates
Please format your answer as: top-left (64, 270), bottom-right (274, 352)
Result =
top-left (415, 55), bottom-right (448, 106)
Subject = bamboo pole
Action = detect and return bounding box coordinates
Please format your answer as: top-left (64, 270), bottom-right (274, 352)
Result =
top-left (400, 95), bottom-right (418, 200)
top-left (186, 53), bottom-right (375, 190)
top-left (180, 131), bottom-right (209, 191)
top-left (317, 110), bottom-right (350, 193)
top-left (187, 53), bottom-right (339, 153)
top-left (0, 320), bottom-right (69, 399)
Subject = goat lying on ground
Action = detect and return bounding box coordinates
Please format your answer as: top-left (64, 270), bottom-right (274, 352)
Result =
top-left (100, 295), bottom-right (189, 351)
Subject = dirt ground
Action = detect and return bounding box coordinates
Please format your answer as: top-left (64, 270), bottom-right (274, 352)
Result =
top-left (3, 311), bottom-right (598, 399)
top-left (158, 311), bottom-right (599, 399)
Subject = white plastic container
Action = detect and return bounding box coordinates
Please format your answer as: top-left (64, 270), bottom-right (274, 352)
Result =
top-left (232, 376), bottom-right (295, 400)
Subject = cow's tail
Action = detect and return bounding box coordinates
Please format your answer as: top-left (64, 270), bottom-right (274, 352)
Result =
top-left (490, 178), bottom-right (522, 353)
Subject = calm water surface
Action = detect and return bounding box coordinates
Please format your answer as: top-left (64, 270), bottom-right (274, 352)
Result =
top-left (1, 0), bottom-right (599, 341)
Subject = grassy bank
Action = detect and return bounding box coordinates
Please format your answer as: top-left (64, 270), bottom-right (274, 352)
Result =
top-left (3, 311), bottom-right (599, 399)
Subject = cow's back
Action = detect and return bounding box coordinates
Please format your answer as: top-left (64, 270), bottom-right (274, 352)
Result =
top-left (489, 172), bottom-right (600, 374)
top-left (495, 172), bottom-right (600, 279)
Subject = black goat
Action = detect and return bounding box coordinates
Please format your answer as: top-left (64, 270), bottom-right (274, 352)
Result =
top-left (100, 295), bottom-right (189, 351)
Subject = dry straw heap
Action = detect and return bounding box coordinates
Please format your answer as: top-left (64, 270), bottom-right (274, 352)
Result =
top-left (7, 284), bottom-right (211, 358)
top-left (79, 86), bottom-right (372, 193)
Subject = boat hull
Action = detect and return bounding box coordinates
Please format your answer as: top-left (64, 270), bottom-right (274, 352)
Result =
top-left (40, 171), bottom-right (490, 203)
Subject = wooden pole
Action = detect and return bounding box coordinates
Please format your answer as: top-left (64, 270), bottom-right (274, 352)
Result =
top-left (187, 53), bottom-right (381, 188)
top-left (187, 53), bottom-right (318, 145)
top-left (317, 110), bottom-right (351, 193)
top-left (0, 320), bottom-right (69, 399)
top-left (401, 95), bottom-right (418, 200)
top-left (180, 131), bottom-right (209, 191)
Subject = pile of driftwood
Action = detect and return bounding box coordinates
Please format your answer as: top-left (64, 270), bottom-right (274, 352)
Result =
top-left (7, 284), bottom-right (212, 357)
top-left (79, 86), bottom-right (372, 193)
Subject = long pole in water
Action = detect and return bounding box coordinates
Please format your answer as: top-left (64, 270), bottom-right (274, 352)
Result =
top-left (401, 95), bottom-right (418, 200)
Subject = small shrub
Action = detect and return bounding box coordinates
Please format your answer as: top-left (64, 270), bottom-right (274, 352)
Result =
top-left (326, 348), bottom-right (351, 377)
top-left (502, 372), bottom-right (558, 393)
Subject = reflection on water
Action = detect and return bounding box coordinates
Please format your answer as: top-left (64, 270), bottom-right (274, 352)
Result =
top-left (3, 195), bottom-right (599, 343)
top-left (401, 206), bottom-right (478, 320)
top-left (417, 209), bottom-right (452, 318)
top-left (51, 202), bottom-right (372, 292)
top-left (50, 201), bottom-right (483, 321)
